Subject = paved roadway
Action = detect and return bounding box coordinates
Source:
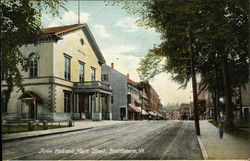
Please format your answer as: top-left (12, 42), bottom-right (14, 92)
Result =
top-left (3, 120), bottom-right (203, 160)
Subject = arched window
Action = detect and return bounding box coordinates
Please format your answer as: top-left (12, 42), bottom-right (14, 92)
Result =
top-left (29, 52), bottom-right (39, 78)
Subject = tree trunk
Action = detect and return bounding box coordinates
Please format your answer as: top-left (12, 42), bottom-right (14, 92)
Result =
top-left (212, 52), bottom-right (219, 123)
top-left (0, 52), bottom-right (2, 114)
top-left (239, 85), bottom-right (243, 119)
top-left (215, 67), bottom-right (220, 123)
top-left (189, 29), bottom-right (200, 135)
top-left (222, 51), bottom-right (234, 132)
top-left (212, 89), bottom-right (217, 122)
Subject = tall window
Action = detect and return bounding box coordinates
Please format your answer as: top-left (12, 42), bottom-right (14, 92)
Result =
top-left (29, 53), bottom-right (39, 78)
top-left (64, 91), bottom-right (71, 113)
top-left (111, 96), bottom-right (114, 104)
top-left (64, 55), bottom-right (71, 81)
top-left (127, 94), bottom-right (131, 104)
top-left (91, 67), bottom-right (96, 81)
top-left (79, 62), bottom-right (85, 82)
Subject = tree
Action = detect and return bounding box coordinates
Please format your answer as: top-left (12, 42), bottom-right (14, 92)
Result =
top-left (120, 0), bottom-right (204, 135)
top-left (1, 0), bottom-right (67, 106)
top-left (195, 0), bottom-right (249, 130)
top-left (108, 0), bottom-right (249, 132)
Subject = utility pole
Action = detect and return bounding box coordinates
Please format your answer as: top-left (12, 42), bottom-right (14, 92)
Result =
top-left (189, 28), bottom-right (200, 135)
top-left (141, 89), bottom-right (143, 121)
top-left (140, 83), bottom-right (144, 121)
top-left (78, 0), bottom-right (80, 24)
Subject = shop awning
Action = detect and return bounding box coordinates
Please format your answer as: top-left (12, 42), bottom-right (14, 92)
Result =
top-left (18, 91), bottom-right (43, 104)
top-left (137, 107), bottom-right (149, 115)
top-left (128, 104), bottom-right (141, 112)
top-left (142, 109), bottom-right (149, 115)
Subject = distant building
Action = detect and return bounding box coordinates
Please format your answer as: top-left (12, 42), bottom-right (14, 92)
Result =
top-left (179, 103), bottom-right (193, 120)
top-left (240, 64), bottom-right (250, 122)
top-left (198, 72), bottom-right (250, 121)
top-left (149, 86), bottom-right (161, 113)
top-left (142, 82), bottom-right (162, 119)
top-left (172, 111), bottom-right (180, 120)
top-left (198, 84), bottom-right (214, 119)
top-left (164, 112), bottom-right (171, 120)
top-left (241, 83), bottom-right (250, 106)
top-left (127, 75), bottom-right (141, 120)
top-left (140, 85), bottom-right (150, 111)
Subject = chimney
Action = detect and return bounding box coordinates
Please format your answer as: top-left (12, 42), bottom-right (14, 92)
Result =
top-left (127, 74), bottom-right (129, 79)
top-left (111, 63), bottom-right (114, 69)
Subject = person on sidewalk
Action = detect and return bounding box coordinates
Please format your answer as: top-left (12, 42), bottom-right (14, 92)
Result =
top-left (218, 111), bottom-right (226, 138)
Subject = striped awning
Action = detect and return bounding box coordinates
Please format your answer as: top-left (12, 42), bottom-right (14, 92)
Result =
top-left (128, 104), bottom-right (141, 112)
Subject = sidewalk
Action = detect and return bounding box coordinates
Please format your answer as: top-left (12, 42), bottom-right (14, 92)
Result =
top-left (199, 120), bottom-right (250, 160)
top-left (2, 120), bottom-right (128, 142)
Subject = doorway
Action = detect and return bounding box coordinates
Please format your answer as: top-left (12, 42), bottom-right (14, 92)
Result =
top-left (79, 94), bottom-right (90, 119)
top-left (28, 102), bottom-right (35, 119)
top-left (120, 107), bottom-right (126, 120)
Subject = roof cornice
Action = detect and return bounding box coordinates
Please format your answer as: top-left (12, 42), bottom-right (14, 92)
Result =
top-left (37, 24), bottom-right (106, 64)
top-left (82, 24), bottom-right (106, 64)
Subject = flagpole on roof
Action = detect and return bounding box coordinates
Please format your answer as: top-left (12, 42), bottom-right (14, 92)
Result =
top-left (78, 0), bottom-right (80, 24)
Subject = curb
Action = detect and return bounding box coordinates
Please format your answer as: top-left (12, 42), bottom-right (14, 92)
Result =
top-left (2, 127), bottom-right (93, 142)
top-left (197, 135), bottom-right (208, 160)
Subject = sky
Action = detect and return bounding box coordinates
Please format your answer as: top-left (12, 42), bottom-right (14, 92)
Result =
top-left (41, 1), bottom-right (192, 105)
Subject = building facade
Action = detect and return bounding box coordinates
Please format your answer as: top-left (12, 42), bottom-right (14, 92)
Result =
top-left (198, 85), bottom-right (214, 119)
top-left (198, 77), bottom-right (250, 121)
top-left (2, 24), bottom-right (112, 121)
top-left (179, 103), bottom-right (193, 120)
top-left (240, 63), bottom-right (250, 121)
top-left (101, 63), bottom-right (128, 120)
top-left (127, 76), bottom-right (141, 120)
top-left (140, 87), bottom-right (150, 119)
top-left (142, 83), bottom-right (162, 119)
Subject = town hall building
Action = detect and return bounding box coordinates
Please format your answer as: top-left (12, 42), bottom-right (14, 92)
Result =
top-left (2, 24), bottom-right (112, 121)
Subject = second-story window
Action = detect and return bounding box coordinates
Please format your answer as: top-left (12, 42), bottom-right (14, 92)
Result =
top-left (91, 67), bottom-right (96, 81)
top-left (101, 74), bottom-right (109, 81)
top-left (127, 94), bottom-right (131, 104)
top-left (64, 54), bottom-right (71, 81)
top-left (29, 52), bottom-right (39, 78)
top-left (79, 62), bottom-right (85, 82)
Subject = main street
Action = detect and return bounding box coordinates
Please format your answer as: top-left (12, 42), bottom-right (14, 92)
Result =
top-left (3, 120), bottom-right (203, 160)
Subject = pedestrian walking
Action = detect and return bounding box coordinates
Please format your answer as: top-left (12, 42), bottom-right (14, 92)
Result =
top-left (218, 111), bottom-right (226, 138)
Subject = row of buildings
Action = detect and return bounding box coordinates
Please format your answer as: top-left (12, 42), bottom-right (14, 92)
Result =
top-left (197, 79), bottom-right (250, 121)
top-left (165, 103), bottom-right (194, 120)
top-left (1, 24), bottom-right (163, 122)
top-left (170, 81), bottom-right (250, 121)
